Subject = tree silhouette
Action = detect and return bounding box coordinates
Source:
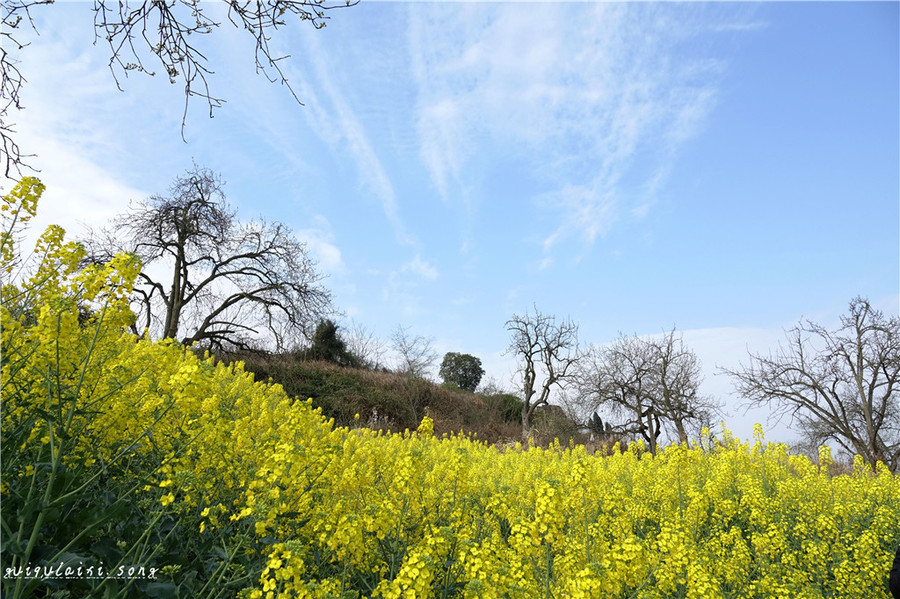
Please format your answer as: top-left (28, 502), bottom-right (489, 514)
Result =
top-left (86, 164), bottom-right (333, 351)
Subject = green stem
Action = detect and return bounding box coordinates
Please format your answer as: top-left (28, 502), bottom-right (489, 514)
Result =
top-left (48, 397), bottom-right (175, 509)
top-left (12, 380), bottom-right (61, 599)
top-left (197, 523), bottom-right (253, 598)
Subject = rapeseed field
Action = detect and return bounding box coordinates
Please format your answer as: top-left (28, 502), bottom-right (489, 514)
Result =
top-left (3, 178), bottom-right (898, 598)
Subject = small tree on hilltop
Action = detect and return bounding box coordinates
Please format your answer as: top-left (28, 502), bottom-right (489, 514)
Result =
top-left (343, 319), bottom-right (388, 370)
top-left (439, 352), bottom-right (485, 392)
top-left (391, 325), bottom-right (438, 379)
top-left (305, 319), bottom-right (359, 367)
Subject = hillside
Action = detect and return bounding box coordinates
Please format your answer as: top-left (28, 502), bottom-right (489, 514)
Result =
top-left (220, 352), bottom-right (580, 446)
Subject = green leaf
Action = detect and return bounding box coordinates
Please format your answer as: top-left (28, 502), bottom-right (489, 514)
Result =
top-left (143, 581), bottom-right (177, 599)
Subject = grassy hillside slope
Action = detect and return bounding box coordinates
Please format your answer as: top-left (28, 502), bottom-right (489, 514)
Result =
top-left (223, 353), bottom-right (531, 445)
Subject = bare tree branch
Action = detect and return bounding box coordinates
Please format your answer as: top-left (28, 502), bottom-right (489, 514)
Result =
top-left (91, 0), bottom-right (356, 138)
top-left (343, 319), bottom-right (387, 370)
top-left (82, 163), bottom-right (334, 352)
top-left (390, 325), bottom-right (437, 379)
top-left (1, 0), bottom-right (357, 178)
top-left (573, 329), bottom-right (720, 454)
top-left (1, 1), bottom-right (52, 179)
top-left (505, 306), bottom-right (580, 438)
top-left (724, 297), bottom-right (900, 471)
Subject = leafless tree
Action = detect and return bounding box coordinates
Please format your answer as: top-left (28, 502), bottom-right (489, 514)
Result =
top-left (85, 164), bottom-right (333, 351)
top-left (1, 0), bottom-right (356, 179)
top-left (653, 328), bottom-right (720, 444)
top-left (575, 329), bottom-right (719, 454)
top-left (725, 297), bottom-right (900, 471)
top-left (505, 306), bottom-right (581, 437)
top-left (390, 325), bottom-right (437, 379)
top-left (576, 334), bottom-right (663, 454)
top-left (344, 319), bottom-right (388, 370)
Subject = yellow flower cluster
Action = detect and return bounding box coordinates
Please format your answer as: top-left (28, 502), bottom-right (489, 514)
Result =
top-left (3, 179), bottom-right (899, 599)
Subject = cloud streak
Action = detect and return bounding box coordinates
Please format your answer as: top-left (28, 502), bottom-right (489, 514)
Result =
top-left (408, 3), bottom-right (744, 256)
top-left (283, 26), bottom-right (416, 247)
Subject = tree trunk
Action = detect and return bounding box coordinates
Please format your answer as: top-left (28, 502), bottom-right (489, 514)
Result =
top-left (163, 237), bottom-right (186, 340)
top-left (675, 420), bottom-right (689, 447)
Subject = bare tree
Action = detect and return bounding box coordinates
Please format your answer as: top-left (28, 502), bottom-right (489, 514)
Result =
top-left (653, 328), bottom-right (720, 444)
top-left (344, 319), bottom-right (388, 370)
top-left (390, 325), bottom-right (437, 379)
top-left (2, 0), bottom-right (356, 178)
top-left (576, 334), bottom-right (663, 454)
top-left (575, 329), bottom-right (718, 454)
top-left (725, 297), bottom-right (900, 471)
top-left (85, 164), bottom-right (333, 351)
top-left (505, 306), bottom-right (581, 437)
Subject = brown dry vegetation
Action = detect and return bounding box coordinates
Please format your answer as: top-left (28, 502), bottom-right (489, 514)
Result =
top-left (216, 352), bottom-right (531, 445)
top-left (213, 353), bottom-right (868, 467)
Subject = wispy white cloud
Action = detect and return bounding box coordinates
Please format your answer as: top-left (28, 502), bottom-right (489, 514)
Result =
top-left (540, 183), bottom-right (618, 251)
top-left (451, 296), bottom-right (473, 307)
top-left (281, 26), bottom-right (415, 247)
top-left (379, 254), bottom-right (439, 317)
top-left (408, 3), bottom-right (753, 258)
top-left (296, 219), bottom-right (346, 276)
top-left (6, 14), bottom-right (149, 239)
top-left (402, 255), bottom-right (439, 281)
top-left (536, 257), bottom-right (554, 272)
top-left (708, 21), bottom-right (769, 33)
top-left (11, 137), bottom-right (146, 240)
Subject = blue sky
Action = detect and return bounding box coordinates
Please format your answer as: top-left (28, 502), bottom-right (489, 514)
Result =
top-left (7, 1), bottom-right (899, 444)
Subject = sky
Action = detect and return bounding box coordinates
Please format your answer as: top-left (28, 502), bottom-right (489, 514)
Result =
top-left (5, 1), bottom-right (899, 445)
